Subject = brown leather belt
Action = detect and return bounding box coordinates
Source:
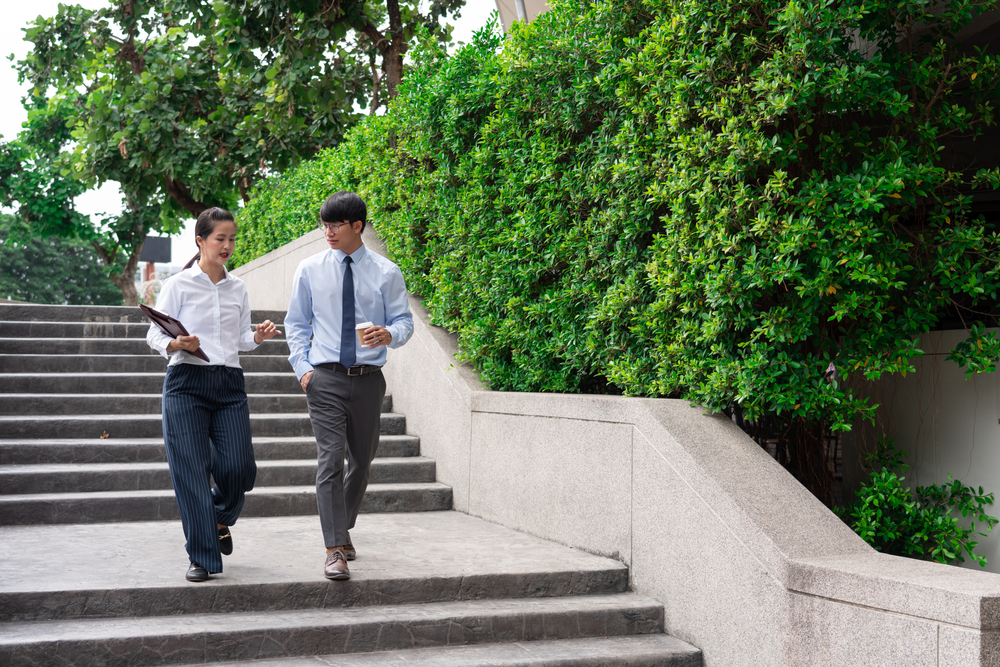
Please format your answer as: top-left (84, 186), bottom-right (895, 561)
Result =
top-left (316, 362), bottom-right (381, 377)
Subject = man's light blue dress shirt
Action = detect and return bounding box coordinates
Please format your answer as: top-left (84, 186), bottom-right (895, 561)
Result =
top-left (285, 244), bottom-right (414, 380)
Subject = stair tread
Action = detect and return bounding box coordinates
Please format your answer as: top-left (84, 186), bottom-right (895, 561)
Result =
top-left (0, 434), bottom-right (420, 448)
top-left (0, 435), bottom-right (416, 445)
top-left (1, 393), bottom-right (306, 398)
top-left (0, 593), bottom-right (658, 641)
top-left (190, 635), bottom-right (702, 667)
top-left (0, 372), bottom-right (296, 377)
top-left (0, 412), bottom-right (403, 420)
top-left (0, 353), bottom-right (289, 357)
top-left (0, 304), bottom-right (286, 323)
top-left (0, 482), bottom-right (448, 501)
top-left (0, 513), bottom-right (627, 620)
top-left (0, 457), bottom-right (432, 474)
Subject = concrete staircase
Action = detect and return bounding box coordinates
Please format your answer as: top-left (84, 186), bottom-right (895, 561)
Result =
top-left (0, 303), bottom-right (701, 666)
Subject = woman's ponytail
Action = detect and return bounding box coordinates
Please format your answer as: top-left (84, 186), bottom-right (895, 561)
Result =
top-left (182, 252), bottom-right (201, 270)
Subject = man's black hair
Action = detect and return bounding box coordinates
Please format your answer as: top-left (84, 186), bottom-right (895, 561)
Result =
top-left (320, 191), bottom-right (367, 231)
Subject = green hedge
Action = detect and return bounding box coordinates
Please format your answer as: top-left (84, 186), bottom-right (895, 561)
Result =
top-left (234, 0), bottom-right (1000, 438)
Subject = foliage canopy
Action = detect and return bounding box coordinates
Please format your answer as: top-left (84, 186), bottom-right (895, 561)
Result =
top-left (1, 0), bottom-right (462, 304)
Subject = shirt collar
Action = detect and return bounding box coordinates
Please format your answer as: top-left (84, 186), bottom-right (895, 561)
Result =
top-left (189, 262), bottom-right (231, 285)
top-left (333, 244), bottom-right (366, 265)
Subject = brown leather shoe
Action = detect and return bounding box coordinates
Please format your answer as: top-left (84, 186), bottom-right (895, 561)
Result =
top-left (324, 549), bottom-right (350, 580)
top-left (344, 531), bottom-right (356, 561)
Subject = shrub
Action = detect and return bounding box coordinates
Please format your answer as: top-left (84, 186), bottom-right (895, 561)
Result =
top-left (235, 0), bottom-right (1000, 504)
top-left (838, 440), bottom-right (998, 567)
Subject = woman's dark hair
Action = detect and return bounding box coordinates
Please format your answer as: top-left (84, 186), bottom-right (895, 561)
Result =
top-left (320, 191), bottom-right (367, 232)
top-left (183, 207), bottom-right (237, 270)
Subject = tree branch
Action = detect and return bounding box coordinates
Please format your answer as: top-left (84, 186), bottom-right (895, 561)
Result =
top-left (360, 23), bottom-right (389, 56)
top-left (163, 176), bottom-right (211, 215)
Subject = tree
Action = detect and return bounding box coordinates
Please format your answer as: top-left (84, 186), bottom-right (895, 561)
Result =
top-left (214, 0), bottom-right (464, 115)
top-left (0, 214), bottom-right (122, 306)
top-left (2, 0), bottom-right (463, 305)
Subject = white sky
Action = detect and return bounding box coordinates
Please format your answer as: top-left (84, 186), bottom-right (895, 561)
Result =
top-left (0, 0), bottom-right (498, 270)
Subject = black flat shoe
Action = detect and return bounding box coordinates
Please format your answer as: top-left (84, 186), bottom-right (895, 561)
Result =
top-left (186, 562), bottom-right (209, 582)
top-left (218, 526), bottom-right (233, 556)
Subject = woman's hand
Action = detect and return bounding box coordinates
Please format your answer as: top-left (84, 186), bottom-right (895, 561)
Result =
top-left (254, 319), bottom-right (282, 345)
top-left (167, 334), bottom-right (201, 353)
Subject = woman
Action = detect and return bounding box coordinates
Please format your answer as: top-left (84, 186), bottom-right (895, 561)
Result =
top-left (146, 207), bottom-right (280, 582)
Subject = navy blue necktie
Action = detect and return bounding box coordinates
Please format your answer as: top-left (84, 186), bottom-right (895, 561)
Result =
top-left (339, 256), bottom-right (356, 368)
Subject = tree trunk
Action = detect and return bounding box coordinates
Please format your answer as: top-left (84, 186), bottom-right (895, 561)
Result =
top-left (358, 0), bottom-right (405, 101)
top-left (383, 39), bottom-right (404, 100)
top-left (110, 269), bottom-right (139, 306)
top-left (383, 0), bottom-right (404, 100)
top-left (369, 51), bottom-right (381, 115)
top-left (92, 239), bottom-right (143, 307)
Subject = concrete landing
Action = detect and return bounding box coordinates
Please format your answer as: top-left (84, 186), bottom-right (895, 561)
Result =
top-left (0, 511), bottom-right (628, 620)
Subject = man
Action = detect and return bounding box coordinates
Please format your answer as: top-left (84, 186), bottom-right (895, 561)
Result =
top-left (285, 191), bottom-right (414, 580)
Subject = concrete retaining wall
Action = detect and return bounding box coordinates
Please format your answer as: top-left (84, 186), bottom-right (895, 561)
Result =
top-left (233, 228), bottom-right (329, 311)
top-left (235, 229), bottom-right (1000, 666)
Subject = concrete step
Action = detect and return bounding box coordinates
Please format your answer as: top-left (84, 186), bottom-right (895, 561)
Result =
top-left (0, 372), bottom-right (307, 395)
top-left (0, 393), bottom-right (311, 415)
top-left (0, 594), bottom-right (664, 667)
top-left (0, 457), bottom-right (437, 494)
top-left (0, 434), bottom-right (420, 465)
top-left (193, 635), bottom-right (702, 667)
top-left (0, 482), bottom-right (452, 524)
top-left (0, 354), bottom-right (292, 373)
top-left (0, 319), bottom-right (288, 339)
top-left (0, 337), bottom-right (290, 356)
top-left (0, 513), bottom-right (629, 621)
top-left (0, 303), bottom-right (286, 324)
top-left (0, 412), bottom-right (406, 439)
top-left (0, 320), bottom-right (157, 339)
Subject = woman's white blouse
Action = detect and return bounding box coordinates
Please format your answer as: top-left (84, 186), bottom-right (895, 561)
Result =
top-left (146, 265), bottom-right (259, 368)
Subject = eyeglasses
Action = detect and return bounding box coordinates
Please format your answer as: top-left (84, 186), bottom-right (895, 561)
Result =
top-left (320, 222), bottom-right (352, 232)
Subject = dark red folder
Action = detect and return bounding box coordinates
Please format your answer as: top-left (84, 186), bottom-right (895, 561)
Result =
top-left (139, 304), bottom-right (211, 363)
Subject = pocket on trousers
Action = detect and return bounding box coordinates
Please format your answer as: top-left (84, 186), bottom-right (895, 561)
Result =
top-left (305, 369), bottom-right (319, 396)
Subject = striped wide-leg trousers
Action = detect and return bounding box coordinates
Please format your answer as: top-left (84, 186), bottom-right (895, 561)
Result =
top-left (161, 363), bottom-right (257, 573)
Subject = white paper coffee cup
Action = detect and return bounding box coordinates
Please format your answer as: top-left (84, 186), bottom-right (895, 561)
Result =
top-left (356, 321), bottom-right (374, 348)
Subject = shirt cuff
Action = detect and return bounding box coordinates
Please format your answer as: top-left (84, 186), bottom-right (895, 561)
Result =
top-left (239, 329), bottom-right (260, 352)
top-left (292, 360), bottom-right (314, 381)
top-left (148, 332), bottom-right (172, 359)
top-left (386, 324), bottom-right (404, 349)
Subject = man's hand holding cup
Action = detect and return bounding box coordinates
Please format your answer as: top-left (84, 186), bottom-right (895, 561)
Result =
top-left (357, 322), bottom-right (391, 348)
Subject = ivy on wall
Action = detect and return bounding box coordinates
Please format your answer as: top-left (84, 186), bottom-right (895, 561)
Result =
top-left (234, 0), bottom-right (1000, 503)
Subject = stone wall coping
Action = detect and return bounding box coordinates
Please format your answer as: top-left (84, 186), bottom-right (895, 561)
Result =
top-left (789, 553), bottom-right (1000, 628)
